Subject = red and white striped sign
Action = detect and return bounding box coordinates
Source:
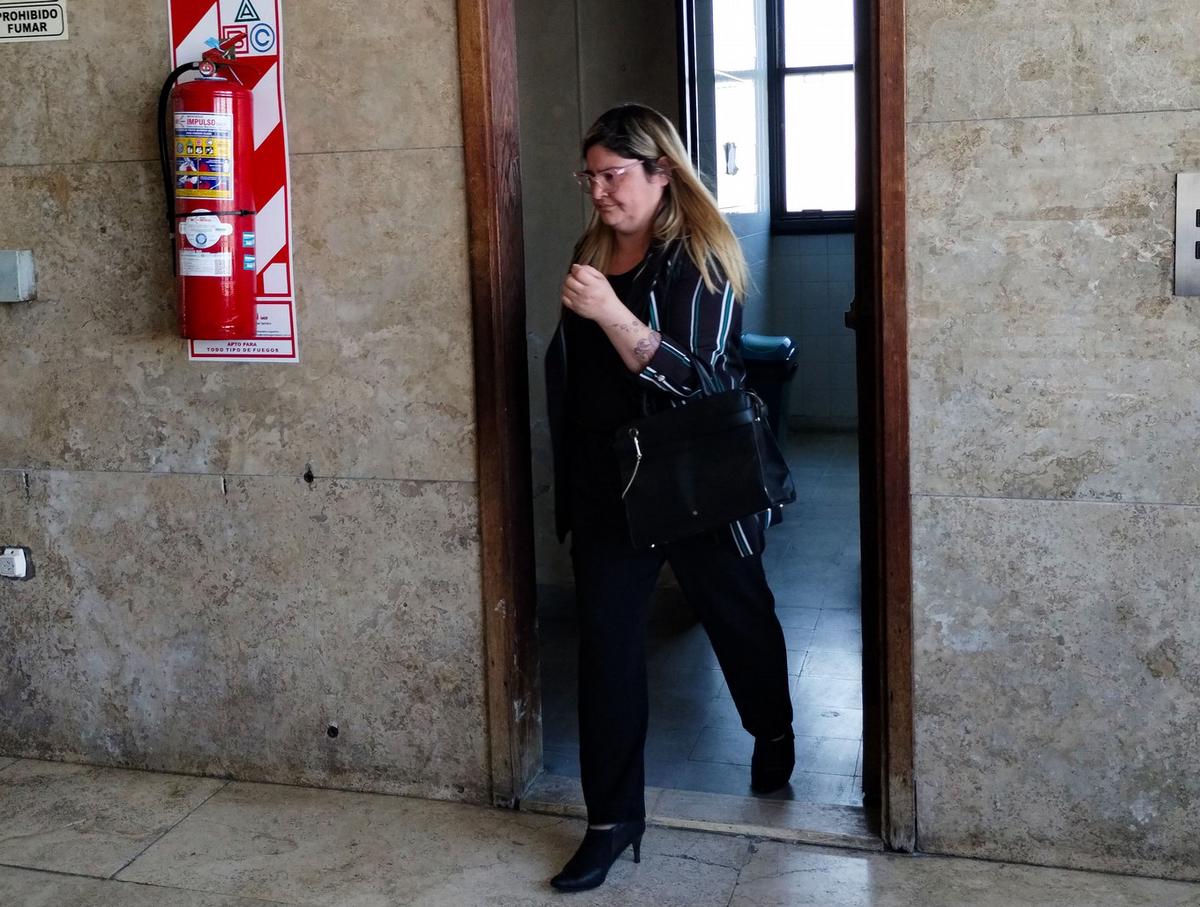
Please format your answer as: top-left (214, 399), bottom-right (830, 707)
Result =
top-left (168, 0), bottom-right (298, 362)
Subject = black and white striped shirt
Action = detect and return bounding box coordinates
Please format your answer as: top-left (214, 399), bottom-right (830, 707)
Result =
top-left (547, 240), bottom-right (770, 558)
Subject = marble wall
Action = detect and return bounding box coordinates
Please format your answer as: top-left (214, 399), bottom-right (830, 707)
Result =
top-left (0, 1), bottom-right (489, 801)
top-left (907, 0), bottom-right (1200, 881)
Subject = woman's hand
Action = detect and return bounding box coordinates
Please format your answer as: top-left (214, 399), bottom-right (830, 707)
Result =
top-left (560, 263), bottom-right (661, 372)
top-left (561, 264), bottom-right (621, 322)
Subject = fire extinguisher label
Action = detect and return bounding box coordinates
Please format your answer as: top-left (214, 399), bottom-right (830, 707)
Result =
top-left (179, 249), bottom-right (233, 278)
top-left (180, 212), bottom-right (233, 250)
top-left (174, 111), bottom-right (234, 200)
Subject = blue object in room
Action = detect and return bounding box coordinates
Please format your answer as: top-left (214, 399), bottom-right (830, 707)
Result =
top-left (741, 333), bottom-right (800, 445)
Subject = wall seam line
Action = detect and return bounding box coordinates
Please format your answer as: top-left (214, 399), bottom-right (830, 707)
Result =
top-left (908, 105), bottom-right (1200, 128)
top-left (0, 467), bottom-right (479, 487)
top-left (0, 145), bottom-right (466, 170)
top-left (910, 490), bottom-right (1200, 509)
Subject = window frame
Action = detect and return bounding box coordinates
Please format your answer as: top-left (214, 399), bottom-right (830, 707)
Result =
top-left (767, 0), bottom-right (857, 233)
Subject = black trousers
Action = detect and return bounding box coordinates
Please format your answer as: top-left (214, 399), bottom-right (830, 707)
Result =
top-left (570, 515), bottom-right (793, 824)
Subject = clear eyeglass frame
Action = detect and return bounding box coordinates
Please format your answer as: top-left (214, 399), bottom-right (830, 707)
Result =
top-left (572, 163), bottom-right (639, 192)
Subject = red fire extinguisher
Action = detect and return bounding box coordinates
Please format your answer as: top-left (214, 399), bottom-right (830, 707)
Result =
top-left (158, 35), bottom-right (257, 340)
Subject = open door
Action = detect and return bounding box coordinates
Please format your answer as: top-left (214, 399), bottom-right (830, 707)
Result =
top-left (455, 0), bottom-right (911, 846)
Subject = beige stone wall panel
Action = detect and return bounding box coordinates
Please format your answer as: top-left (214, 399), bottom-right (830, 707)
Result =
top-left (907, 0), bottom-right (1200, 123)
top-left (0, 1), bottom-right (166, 167)
top-left (0, 150), bottom-right (475, 482)
top-left (908, 113), bottom-right (1200, 503)
top-left (0, 1), bottom-right (462, 169)
top-left (0, 469), bottom-right (488, 801)
top-left (912, 494), bottom-right (1200, 880)
top-left (0, 0), bottom-right (484, 804)
top-left (286, 0), bottom-right (463, 155)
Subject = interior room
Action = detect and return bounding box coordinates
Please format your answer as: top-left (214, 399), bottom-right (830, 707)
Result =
top-left (520, 0), bottom-right (870, 826)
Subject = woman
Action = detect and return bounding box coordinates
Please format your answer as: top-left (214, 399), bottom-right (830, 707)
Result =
top-left (545, 104), bottom-right (794, 893)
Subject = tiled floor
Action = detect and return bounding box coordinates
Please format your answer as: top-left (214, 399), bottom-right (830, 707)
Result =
top-left (2, 757), bottom-right (1198, 906)
top-left (540, 431), bottom-right (864, 806)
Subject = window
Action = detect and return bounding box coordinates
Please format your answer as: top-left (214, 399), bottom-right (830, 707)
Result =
top-left (767, 0), bottom-right (856, 232)
top-left (710, 0), bottom-right (766, 215)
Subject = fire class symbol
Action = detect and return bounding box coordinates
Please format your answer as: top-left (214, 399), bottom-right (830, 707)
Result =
top-left (234, 0), bottom-right (260, 22)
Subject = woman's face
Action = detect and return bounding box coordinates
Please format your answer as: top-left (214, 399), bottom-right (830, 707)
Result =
top-left (583, 144), bottom-right (669, 239)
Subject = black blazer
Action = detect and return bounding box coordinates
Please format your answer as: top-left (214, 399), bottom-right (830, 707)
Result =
top-left (546, 240), bottom-right (769, 557)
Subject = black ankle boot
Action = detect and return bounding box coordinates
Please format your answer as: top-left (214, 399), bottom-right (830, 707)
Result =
top-left (549, 819), bottom-right (645, 892)
top-left (750, 730), bottom-right (795, 793)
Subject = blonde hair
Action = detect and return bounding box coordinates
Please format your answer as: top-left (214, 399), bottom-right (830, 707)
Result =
top-left (574, 104), bottom-right (749, 302)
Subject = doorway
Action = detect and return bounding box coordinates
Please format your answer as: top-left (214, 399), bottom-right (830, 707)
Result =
top-left (455, 0), bottom-right (912, 850)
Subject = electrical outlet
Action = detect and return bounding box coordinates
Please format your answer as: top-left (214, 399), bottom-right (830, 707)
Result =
top-left (0, 547), bottom-right (31, 580)
top-left (0, 251), bottom-right (36, 303)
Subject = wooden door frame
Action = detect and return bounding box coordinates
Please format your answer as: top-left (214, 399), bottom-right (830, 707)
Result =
top-left (457, 0), bottom-right (541, 807)
top-left (455, 0), bottom-right (915, 847)
top-left (854, 0), bottom-right (915, 851)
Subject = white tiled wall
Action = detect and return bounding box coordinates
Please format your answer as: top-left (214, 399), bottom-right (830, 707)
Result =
top-left (735, 223), bottom-right (771, 334)
top-left (769, 233), bottom-right (858, 429)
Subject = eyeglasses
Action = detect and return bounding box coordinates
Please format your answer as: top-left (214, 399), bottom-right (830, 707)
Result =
top-left (573, 164), bottom-right (640, 192)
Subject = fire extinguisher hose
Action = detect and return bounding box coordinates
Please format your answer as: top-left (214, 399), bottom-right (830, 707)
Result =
top-left (157, 61), bottom-right (200, 237)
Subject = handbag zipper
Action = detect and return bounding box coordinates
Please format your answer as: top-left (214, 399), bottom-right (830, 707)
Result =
top-left (621, 428), bottom-right (643, 499)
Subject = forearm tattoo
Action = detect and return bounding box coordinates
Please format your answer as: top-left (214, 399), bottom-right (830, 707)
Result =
top-left (634, 330), bottom-right (662, 364)
top-left (609, 318), bottom-right (662, 364)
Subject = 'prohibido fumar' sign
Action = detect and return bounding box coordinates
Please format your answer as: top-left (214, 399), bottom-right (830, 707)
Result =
top-left (0, 1), bottom-right (69, 42)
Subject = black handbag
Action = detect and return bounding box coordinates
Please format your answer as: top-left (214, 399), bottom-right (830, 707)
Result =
top-left (613, 363), bottom-right (796, 549)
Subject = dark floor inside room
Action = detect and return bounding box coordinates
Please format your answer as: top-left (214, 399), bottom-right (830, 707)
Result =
top-left (539, 431), bottom-right (864, 806)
